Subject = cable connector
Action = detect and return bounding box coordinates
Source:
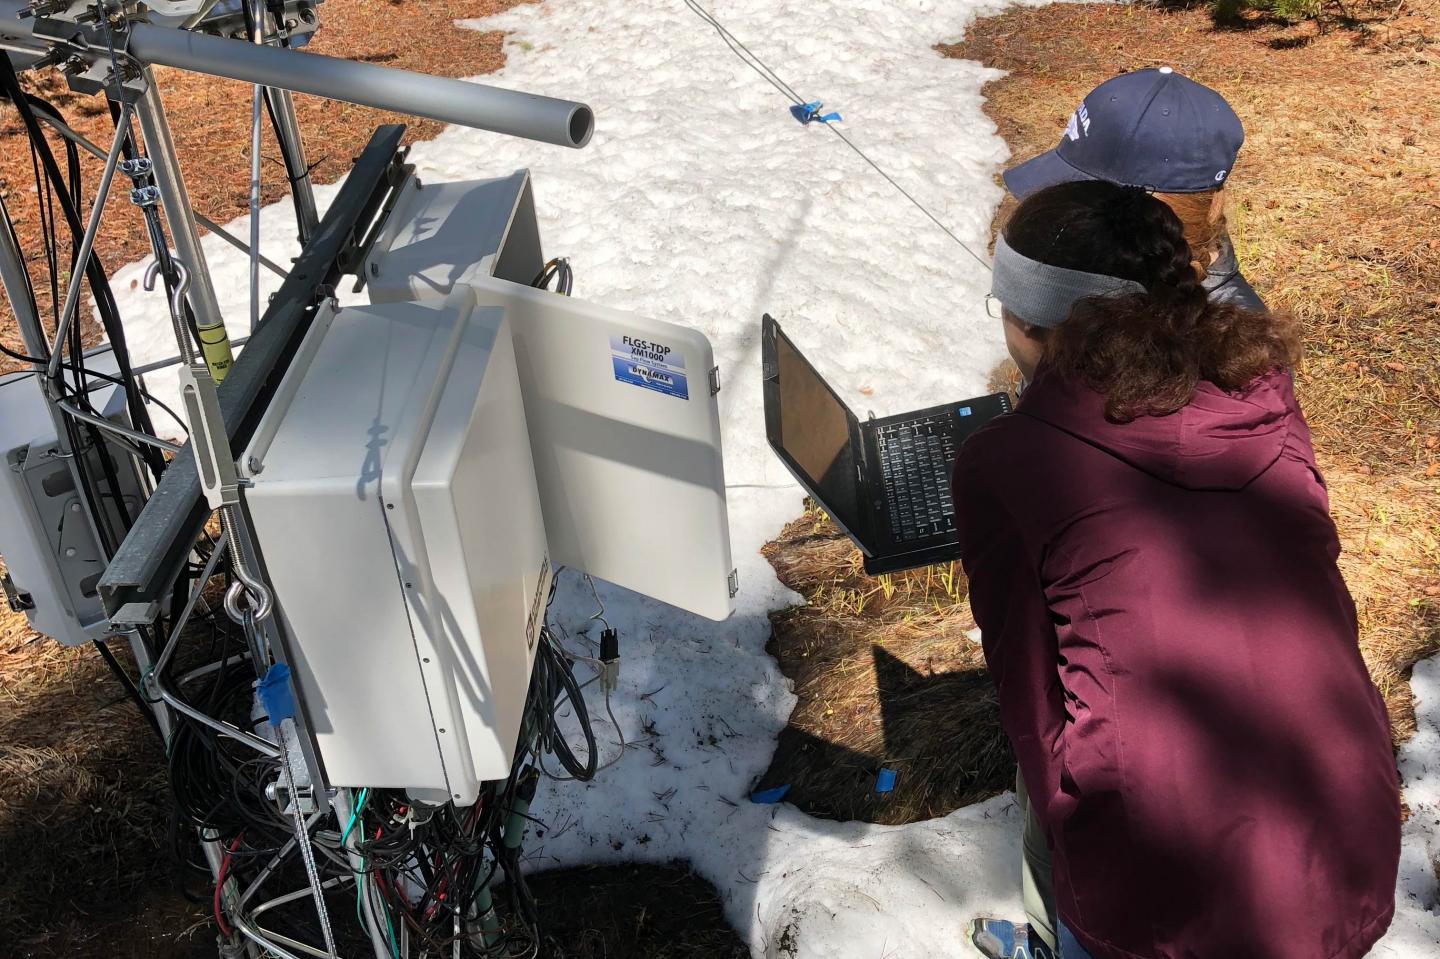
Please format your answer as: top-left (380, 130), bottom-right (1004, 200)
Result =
top-left (599, 628), bottom-right (620, 693)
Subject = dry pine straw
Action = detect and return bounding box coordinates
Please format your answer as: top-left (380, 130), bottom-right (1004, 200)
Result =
top-left (764, 0), bottom-right (1440, 824)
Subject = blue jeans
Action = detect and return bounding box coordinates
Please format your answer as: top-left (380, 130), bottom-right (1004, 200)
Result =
top-left (1058, 922), bottom-right (1094, 959)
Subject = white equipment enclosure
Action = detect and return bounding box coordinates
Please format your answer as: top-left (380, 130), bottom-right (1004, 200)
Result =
top-left (241, 277), bottom-right (733, 803)
top-left (243, 291), bottom-right (551, 805)
top-left (364, 175), bottom-right (736, 622)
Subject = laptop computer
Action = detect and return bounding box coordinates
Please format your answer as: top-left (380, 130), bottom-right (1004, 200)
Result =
top-left (761, 314), bottom-right (1011, 575)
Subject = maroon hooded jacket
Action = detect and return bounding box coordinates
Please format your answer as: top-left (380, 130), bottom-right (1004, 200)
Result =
top-left (952, 368), bottom-right (1400, 959)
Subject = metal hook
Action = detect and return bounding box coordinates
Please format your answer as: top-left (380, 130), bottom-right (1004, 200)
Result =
top-left (224, 575), bottom-right (275, 625)
top-left (142, 256), bottom-right (192, 324)
top-left (218, 508), bottom-right (275, 624)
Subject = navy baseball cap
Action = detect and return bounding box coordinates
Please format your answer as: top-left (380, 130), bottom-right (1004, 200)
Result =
top-left (1003, 67), bottom-right (1245, 198)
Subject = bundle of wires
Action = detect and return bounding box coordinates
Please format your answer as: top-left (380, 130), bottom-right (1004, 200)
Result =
top-left (327, 618), bottom-right (600, 957)
top-left (531, 257), bottom-right (573, 296)
top-left (185, 572), bottom-right (605, 956)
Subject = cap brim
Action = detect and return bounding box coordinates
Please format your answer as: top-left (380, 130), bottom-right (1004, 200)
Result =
top-left (1002, 148), bottom-right (1095, 199)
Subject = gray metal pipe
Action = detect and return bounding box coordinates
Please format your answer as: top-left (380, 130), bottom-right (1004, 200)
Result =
top-left (266, 89), bottom-right (320, 242)
top-left (134, 68), bottom-right (230, 344)
top-left (0, 5), bottom-right (593, 147)
top-left (128, 22), bottom-right (594, 148)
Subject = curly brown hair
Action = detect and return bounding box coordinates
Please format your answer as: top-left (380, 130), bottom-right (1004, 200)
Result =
top-left (1003, 181), bottom-right (1300, 420)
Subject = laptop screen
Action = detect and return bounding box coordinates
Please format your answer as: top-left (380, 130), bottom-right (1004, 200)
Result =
top-left (769, 324), bottom-right (865, 538)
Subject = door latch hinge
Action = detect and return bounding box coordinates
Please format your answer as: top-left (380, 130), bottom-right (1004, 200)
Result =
top-left (2, 572), bottom-right (34, 613)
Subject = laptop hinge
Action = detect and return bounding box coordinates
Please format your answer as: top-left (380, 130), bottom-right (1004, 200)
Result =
top-left (854, 420), bottom-right (872, 496)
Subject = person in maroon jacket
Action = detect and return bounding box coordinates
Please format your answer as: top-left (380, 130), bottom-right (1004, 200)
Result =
top-left (956, 180), bottom-right (1401, 959)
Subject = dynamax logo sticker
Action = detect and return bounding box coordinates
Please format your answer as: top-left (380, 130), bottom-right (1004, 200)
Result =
top-left (610, 334), bottom-right (689, 400)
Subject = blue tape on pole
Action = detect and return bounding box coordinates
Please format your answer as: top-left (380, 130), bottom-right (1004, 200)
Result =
top-left (750, 784), bottom-right (790, 805)
top-left (876, 767), bottom-right (898, 794)
top-left (790, 101), bottom-right (842, 125)
top-left (256, 662), bottom-right (296, 723)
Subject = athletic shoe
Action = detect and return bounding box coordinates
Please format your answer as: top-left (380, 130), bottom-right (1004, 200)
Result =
top-left (969, 918), bottom-right (1056, 959)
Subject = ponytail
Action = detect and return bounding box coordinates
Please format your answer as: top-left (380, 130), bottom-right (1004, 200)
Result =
top-left (1002, 182), bottom-right (1298, 420)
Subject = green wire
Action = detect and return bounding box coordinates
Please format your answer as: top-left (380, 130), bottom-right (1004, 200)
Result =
top-left (382, 895), bottom-right (399, 957)
top-left (345, 789), bottom-right (399, 958)
top-left (346, 789), bottom-right (372, 938)
top-left (354, 862), bottom-right (369, 935)
top-left (341, 788), bottom-right (369, 846)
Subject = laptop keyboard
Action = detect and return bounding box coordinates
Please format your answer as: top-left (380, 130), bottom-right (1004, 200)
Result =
top-left (876, 414), bottom-right (959, 542)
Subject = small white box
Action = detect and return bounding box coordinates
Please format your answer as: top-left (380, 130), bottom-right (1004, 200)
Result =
top-left (0, 371), bottom-right (146, 646)
top-left (243, 289), bottom-right (550, 804)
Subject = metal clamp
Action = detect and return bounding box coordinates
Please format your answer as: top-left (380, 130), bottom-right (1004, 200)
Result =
top-left (128, 184), bottom-right (160, 207)
top-left (119, 155), bottom-right (153, 178)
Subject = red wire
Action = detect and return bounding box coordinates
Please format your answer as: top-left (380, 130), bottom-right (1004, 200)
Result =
top-left (213, 835), bottom-right (243, 939)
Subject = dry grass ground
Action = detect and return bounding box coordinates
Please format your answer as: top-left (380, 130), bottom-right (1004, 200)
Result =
top-left (755, 505), bottom-right (1011, 825)
top-left (763, 0), bottom-right (1440, 823)
top-left (0, 3), bottom-right (743, 954)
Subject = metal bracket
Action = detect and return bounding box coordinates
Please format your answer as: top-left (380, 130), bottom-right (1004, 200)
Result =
top-left (348, 153), bottom-right (415, 293)
top-left (728, 568), bottom-right (740, 598)
top-left (176, 364), bottom-right (239, 510)
top-left (709, 365), bottom-right (722, 396)
top-left (264, 781), bottom-right (319, 816)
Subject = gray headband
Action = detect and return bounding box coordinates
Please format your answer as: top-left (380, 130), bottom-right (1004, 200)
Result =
top-left (991, 234), bottom-right (1146, 328)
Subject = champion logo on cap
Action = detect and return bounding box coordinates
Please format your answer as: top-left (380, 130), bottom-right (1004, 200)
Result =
top-left (1003, 68), bottom-right (1245, 197)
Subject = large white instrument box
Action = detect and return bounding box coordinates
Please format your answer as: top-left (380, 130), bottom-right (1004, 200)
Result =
top-left (243, 172), bottom-right (734, 802)
top-left (242, 290), bottom-right (551, 804)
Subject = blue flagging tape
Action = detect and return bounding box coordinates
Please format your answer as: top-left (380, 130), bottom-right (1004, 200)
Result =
top-left (876, 767), bottom-right (898, 794)
top-left (256, 662), bottom-right (296, 723)
top-left (750, 784), bottom-right (791, 805)
top-left (791, 101), bottom-right (842, 125)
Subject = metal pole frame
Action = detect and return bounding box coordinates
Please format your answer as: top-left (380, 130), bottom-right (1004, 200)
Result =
top-left (0, 6), bottom-right (593, 952)
top-left (133, 67), bottom-right (229, 339)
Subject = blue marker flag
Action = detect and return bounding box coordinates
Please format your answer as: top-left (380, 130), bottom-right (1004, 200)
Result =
top-left (256, 662), bottom-right (296, 723)
top-left (750, 784), bottom-right (790, 805)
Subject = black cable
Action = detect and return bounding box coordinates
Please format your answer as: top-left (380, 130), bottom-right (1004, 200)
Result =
top-left (92, 638), bottom-right (162, 740)
top-left (242, 0), bottom-right (313, 244)
top-left (532, 628), bottom-right (598, 781)
top-left (0, 57), bottom-right (165, 479)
